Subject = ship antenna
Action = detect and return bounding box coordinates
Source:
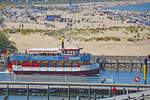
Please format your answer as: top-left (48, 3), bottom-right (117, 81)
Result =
top-left (61, 38), bottom-right (64, 48)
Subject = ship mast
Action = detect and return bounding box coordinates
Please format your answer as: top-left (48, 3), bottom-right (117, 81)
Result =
top-left (61, 38), bottom-right (64, 48)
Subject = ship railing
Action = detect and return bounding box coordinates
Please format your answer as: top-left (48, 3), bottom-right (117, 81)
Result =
top-left (80, 63), bottom-right (99, 71)
top-left (13, 53), bottom-right (63, 56)
top-left (12, 63), bottom-right (99, 72)
top-left (13, 53), bottom-right (91, 56)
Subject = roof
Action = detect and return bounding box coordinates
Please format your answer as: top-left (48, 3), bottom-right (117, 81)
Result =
top-left (60, 48), bottom-right (83, 51)
top-left (28, 48), bottom-right (60, 53)
top-left (27, 48), bottom-right (83, 53)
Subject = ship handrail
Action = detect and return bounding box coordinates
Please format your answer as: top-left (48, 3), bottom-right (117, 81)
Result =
top-left (11, 54), bottom-right (92, 61)
top-left (12, 53), bottom-right (91, 57)
top-left (12, 63), bottom-right (99, 72)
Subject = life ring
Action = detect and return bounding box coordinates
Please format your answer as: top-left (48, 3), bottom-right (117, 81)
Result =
top-left (8, 63), bottom-right (12, 72)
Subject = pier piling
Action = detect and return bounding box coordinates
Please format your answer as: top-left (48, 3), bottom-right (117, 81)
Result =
top-left (94, 93), bottom-right (96, 100)
top-left (144, 58), bottom-right (147, 84)
top-left (68, 85), bottom-right (70, 100)
top-left (6, 84), bottom-right (9, 97)
top-left (130, 59), bottom-right (133, 71)
top-left (109, 87), bottom-right (112, 97)
top-left (140, 62), bottom-right (143, 71)
top-left (137, 86), bottom-right (139, 92)
top-left (88, 86), bottom-right (91, 100)
top-left (126, 88), bottom-right (129, 99)
top-left (76, 96), bottom-right (80, 100)
top-left (116, 60), bottom-right (119, 70)
top-left (27, 84), bottom-right (29, 100)
top-left (47, 85), bottom-right (49, 100)
top-left (123, 88), bottom-right (126, 95)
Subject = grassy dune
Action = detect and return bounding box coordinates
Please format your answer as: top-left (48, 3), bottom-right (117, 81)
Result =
top-left (2, 26), bottom-right (150, 42)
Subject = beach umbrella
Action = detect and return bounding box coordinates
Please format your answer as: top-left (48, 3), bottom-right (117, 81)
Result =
top-left (133, 19), bottom-right (136, 23)
top-left (17, 5), bottom-right (24, 9)
top-left (145, 21), bottom-right (150, 26)
top-left (33, 10), bottom-right (38, 13)
top-left (6, 8), bottom-right (11, 11)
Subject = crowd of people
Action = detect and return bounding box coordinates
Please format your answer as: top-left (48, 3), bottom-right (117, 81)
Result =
top-left (0, 1), bottom-right (150, 30)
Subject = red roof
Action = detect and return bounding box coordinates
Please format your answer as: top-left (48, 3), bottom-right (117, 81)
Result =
top-left (61, 48), bottom-right (83, 51)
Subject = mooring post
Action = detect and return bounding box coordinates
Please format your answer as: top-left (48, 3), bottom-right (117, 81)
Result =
top-left (99, 60), bottom-right (103, 70)
top-left (27, 84), bottom-right (29, 100)
top-left (123, 88), bottom-right (126, 95)
top-left (76, 96), bottom-right (80, 100)
top-left (126, 88), bottom-right (129, 99)
top-left (68, 85), bottom-right (70, 100)
top-left (103, 61), bottom-right (106, 68)
top-left (6, 83), bottom-right (9, 97)
top-left (137, 86), bottom-right (139, 92)
top-left (144, 58), bottom-right (148, 84)
top-left (116, 60), bottom-right (119, 69)
top-left (94, 93), bottom-right (96, 100)
top-left (140, 62), bottom-right (143, 71)
top-left (109, 87), bottom-right (112, 97)
top-left (88, 86), bottom-right (91, 100)
top-left (47, 85), bottom-right (49, 100)
top-left (130, 59), bottom-right (133, 71)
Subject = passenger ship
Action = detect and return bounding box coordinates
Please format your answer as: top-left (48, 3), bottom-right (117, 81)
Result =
top-left (8, 39), bottom-right (100, 75)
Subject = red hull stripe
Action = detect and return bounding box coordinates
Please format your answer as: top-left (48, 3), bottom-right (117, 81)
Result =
top-left (29, 50), bottom-right (58, 52)
top-left (13, 69), bottom-right (99, 76)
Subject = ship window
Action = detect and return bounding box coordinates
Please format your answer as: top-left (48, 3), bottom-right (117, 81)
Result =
top-left (81, 61), bottom-right (88, 65)
top-left (69, 51), bottom-right (75, 55)
top-left (75, 50), bottom-right (79, 55)
top-left (81, 61), bottom-right (84, 65)
top-left (40, 61), bottom-right (46, 67)
top-left (62, 50), bottom-right (77, 55)
top-left (17, 61), bottom-right (21, 65)
top-left (56, 61), bottom-right (62, 67)
top-left (72, 51), bottom-right (75, 55)
top-left (72, 61), bottom-right (77, 67)
top-left (48, 61), bottom-right (53, 67)
top-left (63, 51), bottom-right (67, 54)
top-left (64, 61), bottom-right (70, 67)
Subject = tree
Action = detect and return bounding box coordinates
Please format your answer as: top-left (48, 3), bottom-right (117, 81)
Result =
top-left (0, 31), bottom-right (17, 53)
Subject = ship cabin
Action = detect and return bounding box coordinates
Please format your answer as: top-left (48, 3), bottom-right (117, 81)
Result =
top-left (11, 48), bottom-right (92, 69)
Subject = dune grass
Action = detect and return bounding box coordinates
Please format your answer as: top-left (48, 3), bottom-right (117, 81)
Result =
top-left (84, 37), bottom-right (121, 41)
top-left (1, 26), bottom-right (150, 42)
top-left (127, 38), bottom-right (135, 42)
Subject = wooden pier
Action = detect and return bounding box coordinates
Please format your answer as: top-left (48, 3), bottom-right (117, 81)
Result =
top-left (0, 81), bottom-right (150, 100)
top-left (93, 56), bottom-right (149, 71)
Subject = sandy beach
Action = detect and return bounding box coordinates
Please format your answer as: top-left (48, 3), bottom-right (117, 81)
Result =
top-left (8, 33), bottom-right (150, 56)
top-left (1, 1), bottom-right (150, 56)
